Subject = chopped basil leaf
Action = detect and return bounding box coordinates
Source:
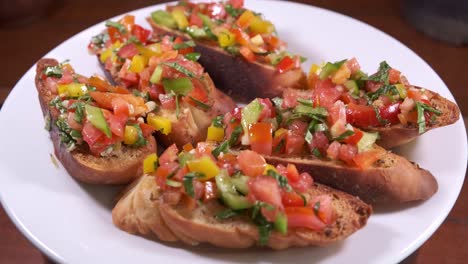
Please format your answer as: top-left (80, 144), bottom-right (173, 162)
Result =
top-left (130, 124), bottom-right (148, 147)
top-left (366, 84), bottom-right (399, 102)
top-left (225, 4), bottom-right (244, 17)
top-left (163, 62), bottom-right (197, 78)
top-left (416, 102), bottom-right (442, 133)
top-left (266, 170), bottom-right (292, 192)
top-left (366, 61), bottom-right (391, 84)
top-left (203, 25), bottom-right (218, 40)
top-left (297, 191), bottom-right (308, 206)
top-left (105, 20), bottom-right (127, 33)
top-left (373, 106), bottom-right (389, 125)
top-left (215, 209), bottom-right (241, 220)
top-left (173, 40), bottom-right (196, 50)
top-left (273, 137), bottom-right (285, 153)
top-left (212, 115), bottom-right (224, 128)
top-left (49, 96), bottom-right (67, 113)
top-left (185, 52), bottom-right (201, 61)
top-left (251, 201), bottom-right (275, 246)
top-left (257, 223), bottom-right (273, 246)
top-left (313, 201), bottom-right (321, 216)
top-left (225, 45), bottom-right (240, 56)
top-left (90, 32), bottom-right (109, 47)
top-left (312, 148), bottom-right (322, 158)
top-left (183, 172), bottom-right (206, 198)
top-left (166, 166), bottom-right (180, 179)
top-left (188, 96), bottom-right (211, 110)
top-left (333, 129), bottom-right (355, 142)
top-left (212, 140), bottom-right (230, 157)
top-left (55, 117), bottom-right (80, 149)
top-left (228, 125), bottom-right (243, 146)
top-left (69, 101), bottom-right (85, 124)
top-left (44, 65), bottom-right (63, 78)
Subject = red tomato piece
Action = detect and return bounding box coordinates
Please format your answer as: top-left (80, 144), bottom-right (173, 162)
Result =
top-left (379, 102), bottom-right (401, 125)
top-left (285, 163), bottom-right (299, 182)
top-left (102, 110), bottom-right (126, 138)
top-left (229, 0), bottom-right (244, 9)
top-left (338, 144), bottom-right (358, 165)
top-left (249, 123), bottom-right (273, 155)
top-left (365, 81), bottom-right (381, 92)
top-left (237, 150), bottom-right (266, 177)
top-left (309, 195), bottom-right (335, 225)
top-left (131, 25), bottom-right (151, 44)
top-left (67, 112), bottom-right (83, 131)
top-left (107, 27), bottom-right (123, 43)
top-left (258, 98), bottom-right (275, 120)
top-left (326, 141), bottom-right (341, 160)
top-left (248, 175), bottom-right (283, 209)
top-left (203, 181), bottom-right (218, 201)
top-left (314, 78), bottom-right (342, 109)
top-left (206, 3), bottom-right (226, 19)
top-left (276, 56), bottom-right (295, 73)
top-left (345, 57), bottom-right (360, 75)
top-left (342, 128), bottom-right (363, 145)
top-left (139, 123), bottom-right (155, 138)
top-left (346, 103), bottom-right (380, 127)
top-left (117, 43), bottom-right (139, 59)
top-left (353, 149), bottom-right (384, 169)
top-left (160, 144), bottom-right (179, 164)
top-left (307, 131), bottom-right (329, 155)
top-left (217, 153), bottom-right (238, 175)
top-left (285, 207), bottom-right (326, 231)
top-left (189, 11), bottom-right (203, 27)
top-left (156, 161), bottom-right (179, 189)
top-left (388, 68), bottom-right (401, 84)
top-left (159, 94), bottom-right (176, 110)
top-left (239, 46), bottom-right (256, 62)
top-left (281, 191), bottom-right (305, 207)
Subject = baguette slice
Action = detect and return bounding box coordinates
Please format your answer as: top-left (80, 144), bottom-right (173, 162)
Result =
top-left (262, 146), bottom-right (437, 204)
top-left (372, 87), bottom-right (460, 148)
top-left (147, 20), bottom-right (307, 103)
top-left (112, 174), bottom-right (371, 249)
top-left (36, 58), bottom-right (156, 184)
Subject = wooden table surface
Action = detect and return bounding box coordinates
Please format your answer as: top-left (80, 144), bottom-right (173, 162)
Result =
top-left (0, 0), bottom-right (466, 263)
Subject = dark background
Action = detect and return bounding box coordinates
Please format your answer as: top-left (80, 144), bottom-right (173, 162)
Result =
top-left (0, 0), bottom-right (466, 263)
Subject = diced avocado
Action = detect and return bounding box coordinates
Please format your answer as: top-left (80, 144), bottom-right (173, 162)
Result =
top-left (151, 10), bottom-right (177, 29)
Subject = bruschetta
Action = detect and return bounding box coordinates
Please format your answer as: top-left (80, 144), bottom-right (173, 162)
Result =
top-left (112, 144), bottom-right (371, 249)
top-left (204, 95), bottom-right (438, 204)
top-left (88, 15), bottom-right (236, 147)
top-left (146, 0), bottom-right (307, 103)
top-left (306, 58), bottom-right (460, 148)
top-left (35, 58), bottom-right (156, 184)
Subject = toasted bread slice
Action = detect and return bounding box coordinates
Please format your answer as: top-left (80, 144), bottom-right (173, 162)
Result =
top-left (112, 174), bottom-right (371, 249)
top-left (36, 58), bottom-right (156, 184)
top-left (372, 87), bottom-right (460, 148)
top-left (262, 145), bottom-right (437, 204)
top-left (147, 20), bottom-right (307, 103)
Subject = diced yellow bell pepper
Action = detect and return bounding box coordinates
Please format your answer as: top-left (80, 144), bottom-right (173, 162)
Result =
top-left (171, 8), bottom-right (189, 30)
top-left (129, 55), bottom-right (146, 73)
top-left (138, 44), bottom-right (162, 61)
top-left (206, 125), bottom-right (225, 142)
top-left (147, 114), bottom-right (172, 135)
top-left (274, 128), bottom-right (288, 138)
top-left (57, 83), bottom-right (86, 97)
top-left (217, 29), bottom-right (235, 47)
top-left (263, 164), bottom-right (278, 175)
top-left (143, 153), bottom-right (158, 174)
top-left (124, 125), bottom-right (138, 145)
top-left (186, 156), bottom-right (220, 181)
top-left (249, 16), bottom-right (274, 34)
top-left (237, 10), bottom-right (255, 28)
top-left (99, 48), bottom-right (113, 63)
top-left (309, 64), bottom-right (320, 75)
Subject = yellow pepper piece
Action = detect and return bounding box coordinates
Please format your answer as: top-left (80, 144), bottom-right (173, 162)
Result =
top-left (394, 84), bottom-right (407, 99)
top-left (274, 128), bottom-right (288, 138)
top-left (217, 29), bottom-right (236, 47)
top-left (249, 16), bottom-right (274, 34)
top-left (186, 156), bottom-right (220, 181)
top-left (147, 114), bottom-right (172, 135)
top-left (124, 125), bottom-right (138, 145)
top-left (138, 44), bottom-right (162, 61)
top-left (129, 55), bottom-right (146, 73)
top-left (206, 125), bottom-right (225, 142)
top-left (309, 64), bottom-right (321, 75)
top-left (263, 164), bottom-right (278, 175)
top-left (237, 10), bottom-right (255, 28)
top-left (171, 8), bottom-right (189, 30)
top-left (57, 83), bottom-right (86, 97)
top-left (143, 153), bottom-right (158, 174)
top-left (99, 48), bottom-right (113, 63)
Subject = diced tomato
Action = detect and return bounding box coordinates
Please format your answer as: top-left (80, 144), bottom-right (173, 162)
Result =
top-left (111, 97), bottom-right (130, 117)
top-left (407, 89), bottom-right (426, 102)
top-left (276, 56), bottom-right (295, 73)
top-left (81, 121), bottom-right (108, 155)
top-left (379, 102), bottom-right (401, 124)
top-left (237, 150), bottom-right (266, 177)
top-left (206, 3), bottom-right (226, 19)
top-left (194, 142), bottom-right (216, 160)
top-left (57, 70), bottom-right (73, 85)
top-left (328, 100), bottom-right (347, 133)
top-left (229, 0), bottom-right (244, 9)
top-left (102, 110), bottom-right (126, 138)
top-left (353, 149), bottom-right (384, 169)
top-left (88, 76), bottom-right (112, 92)
top-left (281, 88), bottom-right (313, 109)
top-left (203, 181), bottom-right (218, 201)
top-left (131, 25), bottom-right (151, 44)
top-left (184, 79), bottom-right (209, 105)
top-left (172, 165), bottom-right (188, 181)
top-left (307, 131), bottom-right (329, 155)
top-left (159, 94), bottom-right (176, 110)
top-left (67, 112), bottom-right (83, 131)
top-left (346, 103), bottom-right (380, 127)
top-left (285, 120), bottom-right (307, 155)
top-left (117, 43), bottom-right (139, 59)
top-left (248, 175), bottom-right (283, 212)
top-left (249, 122), bottom-right (273, 155)
top-left (388, 68), bottom-right (401, 84)
top-left (285, 163), bottom-right (300, 182)
top-left (119, 15), bottom-right (135, 33)
top-left (345, 57), bottom-right (360, 75)
top-left (89, 91), bottom-right (147, 116)
top-left (156, 162), bottom-right (179, 189)
top-left (107, 26), bottom-right (123, 43)
top-left (239, 46), bottom-right (256, 62)
top-left (291, 172), bottom-right (313, 192)
top-left (160, 144), bottom-right (179, 164)
top-left (217, 153), bottom-right (238, 175)
top-left (309, 195), bottom-right (335, 225)
top-left (339, 93), bottom-right (358, 104)
top-left (338, 144), bottom-right (358, 165)
top-left (342, 128), bottom-right (363, 145)
top-left (272, 129), bottom-right (287, 154)
top-left (326, 141), bottom-right (341, 160)
top-left (149, 84), bottom-right (165, 101)
top-left (173, 37), bottom-right (195, 55)
top-left (193, 180), bottom-right (205, 200)
top-left (118, 60), bottom-right (139, 87)
top-left (258, 98), bottom-right (275, 120)
top-left (189, 11), bottom-right (203, 27)
top-left (285, 207), bottom-right (326, 231)
top-left (281, 191), bottom-right (305, 207)
top-left (139, 123), bottom-right (155, 137)
top-left (365, 81), bottom-right (381, 92)
top-left (314, 78), bottom-right (342, 109)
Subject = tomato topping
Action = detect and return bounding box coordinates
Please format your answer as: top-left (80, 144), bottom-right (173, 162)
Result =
top-left (258, 98), bottom-right (275, 120)
top-left (379, 102), bottom-right (401, 124)
top-left (203, 181), bottom-right (218, 201)
top-left (206, 3), bottom-right (226, 19)
top-left (239, 46), bottom-right (256, 62)
top-left (102, 110), bottom-right (126, 138)
top-left (237, 150), bottom-right (266, 177)
top-left (342, 128), bottom-right (363, 145)
top-left (249, 122), bottom-right (273, 155)
top-left (285, 163), bottom-right (300, 182)
top-left (365, 81), bottom-right (381, 92)
top-left (346, 103), bottom-right (380, 127)
top-left (159, 94), bottom-right (176, 110)
top-left (388, 68), bottom-right (401, 84)
top-left (307, 131), bottom-right (329, 155)
top-left (345, 58), bottom-right (360, 74)
top-left (156, 161), bottom-right (179, 189)
top-left (314, 78), bottom-right (342, 109)
top-left (89, 91), bottom-right (147, 116)
top-left (117, 43), bottom-right (139, 59)
top-left (281, 191), bottom-right (305, 207)
top-left (276, 56), bottom-right (295, 73)
top-left (229, 0), bottom-right (244, 9)
top-left (217, 153), bottom-right (238, 175)
top-left (282, 88), bottom-right (312, 109)
top-left (337, 144), bottom-right (358, 165)
top-left (131, 25), bottom-right (151, 44)
top-left (107, 27), bottom-right (123, 43)
top-left (290, 172), bottom-right (314, 193)
top-left (353, 149), bottom-right (384, 169)
top-left (285, 120), bottom-right (307, 155)
top-left (326, 141), bottom-right (341, 160)
top-left (285, 207), bottom-right (326, 231)
top-left (248, 175), bottom-right (283, 209)
top-left (189, 12), bottom-right (203, 27)
top-left (139, 123), bottom-right (155, 137)
top-left (309, 195), bottom-right (335, 225)
top-left (160, 144), bottom-right (179, 164)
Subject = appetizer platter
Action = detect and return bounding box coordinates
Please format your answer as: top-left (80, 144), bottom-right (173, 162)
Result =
top-left (0, 1), bottom-right (466, 263)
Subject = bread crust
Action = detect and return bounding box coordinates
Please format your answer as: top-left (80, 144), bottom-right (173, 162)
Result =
top-left (112, 175), bottom-right (371, 249)
top-left (36, 58), bottom-right (156, 184)
top-left (147, 20), bottom-right (307, 103)
top-left (372, 87), bottom-right (460, 148)
top-left (262, 146), bottom-right (437, 204)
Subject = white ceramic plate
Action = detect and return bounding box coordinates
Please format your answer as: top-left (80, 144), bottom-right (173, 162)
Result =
top-left (0, 1), bottom-right (466, 263)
